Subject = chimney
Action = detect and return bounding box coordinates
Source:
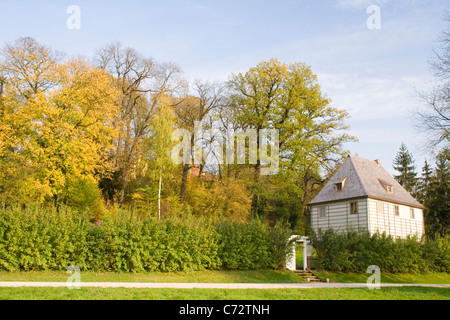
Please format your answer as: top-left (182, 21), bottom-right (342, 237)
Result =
top-left (374, 159), bottom-right (381, 166)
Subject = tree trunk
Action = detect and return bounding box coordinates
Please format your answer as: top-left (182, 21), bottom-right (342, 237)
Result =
top-left (251, 129), bottom-right (262, 217)
top-left (180, 163), bottom-right (190, 203)
top-left (158, 166), bottom-right (162, 220)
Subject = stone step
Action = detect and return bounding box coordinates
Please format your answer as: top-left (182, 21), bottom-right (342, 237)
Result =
top-left (294, 272), bottom-right (314, 276)
top-left (293, 270), bottom-right (323, 282)
top-left (297, 274), bottom-right (315, 278)
top-left (300, 277), bottom-right (321, 282)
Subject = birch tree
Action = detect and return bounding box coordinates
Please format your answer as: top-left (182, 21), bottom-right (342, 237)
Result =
top-left (95, 42), bottom-right (185, 205)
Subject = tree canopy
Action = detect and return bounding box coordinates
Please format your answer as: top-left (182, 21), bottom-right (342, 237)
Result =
top-left (0, 37), bottom-right (355, 230)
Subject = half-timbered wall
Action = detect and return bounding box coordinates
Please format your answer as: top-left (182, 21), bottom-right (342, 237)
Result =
top-left (367, 199), bottom-right (424, 238)
top-left (310, 198), bottom-right (368, 234)
top-left (311, 198), bottom-right (424, 239)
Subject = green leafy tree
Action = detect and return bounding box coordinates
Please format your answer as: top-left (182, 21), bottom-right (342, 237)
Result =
top-left (228, 59), bottom-right (356, 218)
top-left (141, 96), bottom-right (178, 219)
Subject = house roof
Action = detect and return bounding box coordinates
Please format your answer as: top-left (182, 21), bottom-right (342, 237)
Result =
top-left (308, 155), bottom-right (424, 208)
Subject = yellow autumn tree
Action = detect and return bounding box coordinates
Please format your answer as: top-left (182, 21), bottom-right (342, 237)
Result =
top-left (184, 177), bottom-right (251, 223)
top-left (0, 38), bottom-right (120, 209)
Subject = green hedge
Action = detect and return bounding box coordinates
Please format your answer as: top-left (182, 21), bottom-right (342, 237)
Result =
top-left (309, 229), bottom-right (450, 273)
top-left (0, 207), bottom-right (292, 272)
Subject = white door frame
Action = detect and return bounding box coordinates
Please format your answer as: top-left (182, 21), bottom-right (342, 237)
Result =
top-left (286, 235), bottom-right (310, 271)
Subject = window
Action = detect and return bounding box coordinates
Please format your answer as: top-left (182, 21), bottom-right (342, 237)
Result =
top-left (394, 205), bottom-right (400, 216)
top-left (378, 179), bottom-right (393, 194)
top-left (319, 206), bottom-right (327, 218)
top-left (377, 201), bottom-right (384, 215)
top-left (410, 208), bottom-right (415, 219)
top-left (335, 177), bottom-right (347, 192)
top-left (350, 202), bottom-right (358, 214)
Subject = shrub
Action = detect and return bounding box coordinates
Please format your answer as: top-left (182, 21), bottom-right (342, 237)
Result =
top-left (0, 206), bottom-right (291, 272)
top-left (309, 229), bottom-right (450, 273)
top-left (216, 220), bottom-right (271, 270)
top-left (422, 234), bottom-right (450, 272)
top-left (65, 177), bottom-right (106, 221)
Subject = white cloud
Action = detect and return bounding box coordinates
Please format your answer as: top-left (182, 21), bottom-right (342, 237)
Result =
top-left (334, 0), bottom-right (432, 10)
top-left (317, 72), bottom-right (431, 121)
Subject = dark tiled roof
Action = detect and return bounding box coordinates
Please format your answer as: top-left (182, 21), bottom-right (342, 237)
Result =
top-left (308, 155), bottom-right (424, 208)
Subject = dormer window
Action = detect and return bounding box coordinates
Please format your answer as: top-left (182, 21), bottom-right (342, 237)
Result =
top-left (378, 179), bottom-right (393, 194)
top-left (335, 177), bottom-right (347, 192)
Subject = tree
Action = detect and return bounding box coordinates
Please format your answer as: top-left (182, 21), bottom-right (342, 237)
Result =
top-left (393, 143), bottom-right (418, 195)
top-left (172, 80), bottom-right (226, 203)
top-left (228, 59), bottom-right (356, 218)
top-left (141, 96), bottom-right (178, 219)
top-left (95, 42), bottom-right (185, 206)
top-left (417, 159), bottom-right (433, 204)
top-left (0, 37), bottom-right (62, 100)
top-left (0, 38), bottom-right (120, 208)
top-left (415, 12), bottom-right (450, 149)
top-left (423, 148), bottom-right (450, 236)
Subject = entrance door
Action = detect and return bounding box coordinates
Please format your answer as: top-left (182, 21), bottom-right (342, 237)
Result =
top-left (286, 236), bottom-right (311, 271)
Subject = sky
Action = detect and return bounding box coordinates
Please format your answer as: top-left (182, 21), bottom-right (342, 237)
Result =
top-left (0, 0), bottom-right (448, 175)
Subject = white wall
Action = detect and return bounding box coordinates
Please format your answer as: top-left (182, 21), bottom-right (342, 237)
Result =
top-left (311, 198), bottom-right (368, 234)
top-left (367, 199), bottom-right (424, 238)
top-left (311, 198), bottom-right (425, 239)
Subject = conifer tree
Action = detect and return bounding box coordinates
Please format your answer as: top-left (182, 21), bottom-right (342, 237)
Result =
top-left (393, 143), bottom-right (418, 195)
top-left (424, 149), bottom-right (450, 236)
top-left (417, 160), bottom-right (433, 204)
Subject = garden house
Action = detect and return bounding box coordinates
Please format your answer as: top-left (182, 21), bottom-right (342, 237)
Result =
top-left (308, 155), bottom-right (425, 238)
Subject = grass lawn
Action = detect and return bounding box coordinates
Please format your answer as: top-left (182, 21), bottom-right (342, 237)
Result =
top-left (0, 269), bottom-right (304, 283)
top-left (0, 286), bottom-right (449, 300)
top-left (0, 270), bottom-right (448, 300)
top-left (315, 271), bottom-right (450, 284)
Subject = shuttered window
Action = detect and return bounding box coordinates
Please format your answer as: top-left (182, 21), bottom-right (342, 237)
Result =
top-left (394, 205), bottom-right (400, 216)
top-left (350, 202), bottom-right (358, 214)
top-left (319, 206), bottom-right (327, 218)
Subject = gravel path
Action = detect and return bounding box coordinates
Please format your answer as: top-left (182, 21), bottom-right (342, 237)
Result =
top-left (0, 282), bottom-right (449, 289)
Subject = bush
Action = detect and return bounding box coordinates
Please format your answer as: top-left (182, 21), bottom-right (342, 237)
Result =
top-left (65, 177), bottom-right (106, 221)
top-left (0, 206), bottom-right (292, 272)
top-left (422, 234), bottom-right (450, 272)
top-left (216, 220), bottom-right (270, 270)
top-left (309, 229), bottom-right (450, 273)
top-left (0, 206), bottom-right (88, 271)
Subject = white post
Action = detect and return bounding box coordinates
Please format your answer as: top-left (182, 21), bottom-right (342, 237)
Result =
top-left (303, 239), bottom-right (309, 271)
top-left (286, 235), bottom-right (299, 271)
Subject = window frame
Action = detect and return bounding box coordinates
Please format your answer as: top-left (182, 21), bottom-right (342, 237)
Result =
top-left (377, 201), bottom-right (384, 215)
top-left (318, 206), bottom-right (327, 219)
top-left (394, 205), bottom-right (400, 216)
top-left (350, 201), bottom-right (358, 215)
